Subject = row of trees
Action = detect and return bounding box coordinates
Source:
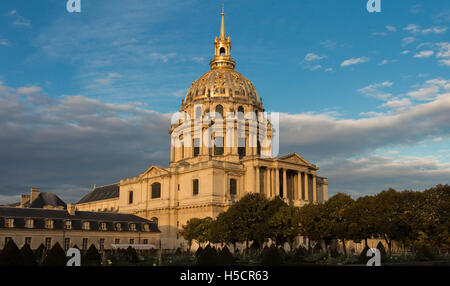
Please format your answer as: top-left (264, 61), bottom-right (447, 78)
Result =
top-left (182, 184), bottom-right (449, 257)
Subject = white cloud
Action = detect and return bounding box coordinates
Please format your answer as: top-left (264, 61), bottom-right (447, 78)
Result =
top-left (325, 68), bottom-right (334, 72)
top-left (407, 78), bottom-right (450, 100)
top-left (304, 53), bottom-right (326, 62)
top-left (16, 86), bottom-right (43, 95)
top-left (0, 39), bottom-right (9, 46)
top-left (413, 50), bottom-right (434, 58)
top-left (439, 59), bottom-right (450, 66)
top-left (171, 89), bottom-right (187, 98)
top-left (7, 9), bottom-right (31, 28)
top-left (357, 81), bottom-right (393, 99)
top-left (436, 42), bottom-right (450, 58)
top-left (149, 52), bottom-right (176, 63)
top-left (340, 57), bottom-right (369, 67)
top-left (381, 98), bottom-right (411, 109)
top-left (404, 24), bottom-right (447, 34)
top-left (402, 37), bottom-right (416, 46)
top-left (310, 65), bottom-right (322, 71)
top-left (386, 25), bottom-right (397, 32)
top-left (401, 50), bottom-right (410, 55)
top-left (378, 59), bottom-right (397, 66)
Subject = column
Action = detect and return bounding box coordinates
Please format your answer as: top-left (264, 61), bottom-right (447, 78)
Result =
top-left (275, 168), bottom-right (280, 197)
top-left (282, 169), bottom-right (287, 199)
top-left (303, 172), bottom-right (309, 201)
top-left (255, 166), bottom-right (260, 194)
top-left (312, 174), bottom-right (317, 203)
top-left (297, 171), bottom-right (302, 201)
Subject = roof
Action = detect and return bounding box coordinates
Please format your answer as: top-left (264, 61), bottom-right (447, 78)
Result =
top-left (77, 183), bottom-right (119, 204)
top-left (28, 192), bottom-right (67, 209)
top-left (0, 207), bottom-right (159, 232)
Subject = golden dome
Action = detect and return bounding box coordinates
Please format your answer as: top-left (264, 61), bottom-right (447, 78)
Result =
top-left (184, 69), bottom-right (261, 106)
top-left (183, 6), bottom-right (262, 108)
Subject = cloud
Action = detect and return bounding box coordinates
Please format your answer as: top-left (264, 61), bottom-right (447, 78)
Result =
top-left (357, 81), bottom-right (393, 99)
top-left (16, 86), bottom-right (43, 95)
top-left (407, 78), bottom-right (450, 101)
top-left (401, 50), bottom-right (410, 55)
top-left (380, 98), bottom-right (411, 109)
top-left (0, 39), bottom-right (10, 46)
top-left (171, 89), bottom-right (187, 98)
top-left (386, 25), bottom-right (397, 32)
top-left (404, 24), bottom-right (447, 34)
top-left (149, 52), bottom-right (177, 63)
top-left (378, 59), bottom-right (397, 66)
top-left (413, 50), bottom-right (434, 58)
top-left (304, 53), bottom-right (326, 62)
top-left (402, 37), bottom-right (417, 46)
top-left (310, 65), bottom-right (322, 71)
top-left (340, 57), bottom-right (369, 67)
top-left (7, 9), bottom-right (31, 28)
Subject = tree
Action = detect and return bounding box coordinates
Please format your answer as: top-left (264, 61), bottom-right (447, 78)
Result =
top-left (298, 202), bottom-right (331, 249)
top-left (346, 195), bottom-right (377, 247)
top-left (267, 205), bottom-right (300, 249)
top-left (181, 217), bottom-right (213, 250)
top-left (325, 193), bottom-right (355, 256)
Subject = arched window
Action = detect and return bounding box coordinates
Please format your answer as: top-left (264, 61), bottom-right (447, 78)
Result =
top-left (128, 191), bottom-right (133, 204)
top-left (151, 182), bottom-right (161, 199)
top-left (237, 106), bottom-right (244, 119)
top-left (230, 179), bottom-right (237, 195)
top-left (215, 104), bottom-right (223, 119)
top-left (220, 47), bottom-right (226, 56)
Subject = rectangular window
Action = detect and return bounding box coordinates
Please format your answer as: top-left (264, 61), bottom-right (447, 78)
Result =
top-left (214, 136), bottom-right (224, 155)
top-left (193, 179), bottom-right (199, 196)
top-left (193, 138), bottom-right (200, 157)
top-left (45, 220), bottom-right (54, 229)
top-left (5, 218), bottom-right (14, 228)
top-left (100, 222), bottom-right (107, 231)
top-left (65, 221), bottom-right (72, 230)
top-left (129, 223), bottom-right (136, 231)
top-left (128, 191), bottom-right (133, 204)
top-left (230, 178), bottom-right (237, 195)
top-left (45, 237), bottom-right (52, 250)
top-left (129, 239), bottom-right (134, 245)
top-left (99, 238), bottom-right (105, 251)
top-left (143, 239), bottom-right (148, 245)
top-left (114, 239), bottom-right (120, 245)
top-left (82, 221), bottom-right (90, 230)
top-left (25, 219), bottom-right (34, 228)
top-left (82, 238), bottom-right (88, 250)
top-left (64, 238), bottom-right (70, 251)
top-left (25, 237), bottom-right (32, 246)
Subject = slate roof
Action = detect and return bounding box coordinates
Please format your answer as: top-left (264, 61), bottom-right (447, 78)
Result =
top-left (77, 183), bottom-right (120, 204)
top-left (28, 192), bottom-right (67, 209)
top-left (0, 207), bottom-right (159, 233)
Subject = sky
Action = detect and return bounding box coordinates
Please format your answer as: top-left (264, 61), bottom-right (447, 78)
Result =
top-left (0, 0), bottom-right (449, 203)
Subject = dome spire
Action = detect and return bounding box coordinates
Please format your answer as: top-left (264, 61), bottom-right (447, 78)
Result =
top-left (210, 5), bottom-right (236, 70)
top-left (220, 4), bottom-right (226, 40)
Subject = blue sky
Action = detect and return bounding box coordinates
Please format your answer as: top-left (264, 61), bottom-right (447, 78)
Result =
top-left (0, 0), bottom-right (449, 203)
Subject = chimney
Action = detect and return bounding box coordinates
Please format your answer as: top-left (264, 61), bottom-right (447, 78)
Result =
top-left (67, 203), bottom-right (77, 216)
top-left (20, 195), bottom-right (30, 207)
top-left (30, 188), bottom-right (40, 203)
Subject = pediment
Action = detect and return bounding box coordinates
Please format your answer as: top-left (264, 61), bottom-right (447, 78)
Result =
top-left (142, 165), bottom-right (169, 177)
top-left (277, 153), bottom-right (313, 167)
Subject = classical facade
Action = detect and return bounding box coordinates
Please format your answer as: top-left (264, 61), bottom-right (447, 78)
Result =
top-left (75, 9), bottom-right (328, 250)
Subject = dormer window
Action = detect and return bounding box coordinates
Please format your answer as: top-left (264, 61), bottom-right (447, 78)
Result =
top-left (5, 218), bottom-right (14, 228)
top-left (115, 223), bottom-right (122, 231)
top-left (82, 221), bottom-right (90, 230)
top-left (143, 224), bottom-right (150, 232)
top-left (99, 222), bottom-right (107, 231)
top-left (25, 219), bottom-right (34, 229)
top-left (129, 223), bottom-right (136, 231)
top-left (65, 220), bottom-right (72, 230)
top-left (45, 219), bottom-right (54, 229)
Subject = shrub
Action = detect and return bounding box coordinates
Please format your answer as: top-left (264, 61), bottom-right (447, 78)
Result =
top-left (312, 243), bottom-right (323, 254)
top-left (20, 243), bottom-right (37, 266)
top-left (195, 246), bottom-right (203, 258)
top-left (34, 243), bottom-right (45, 261)
top-left (197, 244), bottom-right (218, 266)
top-left (0, 239), bottom-right (22, 266)
top-left (42, 242), bottom-right (67, 266)
top-left (217, 246), bottom-right (235, 266)
top-left (260, 245), bottom-right (284, 266)
top-left (125, 246), bottom-right (139, 264)
top-left (84, 244), bottom-right (102, 265)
